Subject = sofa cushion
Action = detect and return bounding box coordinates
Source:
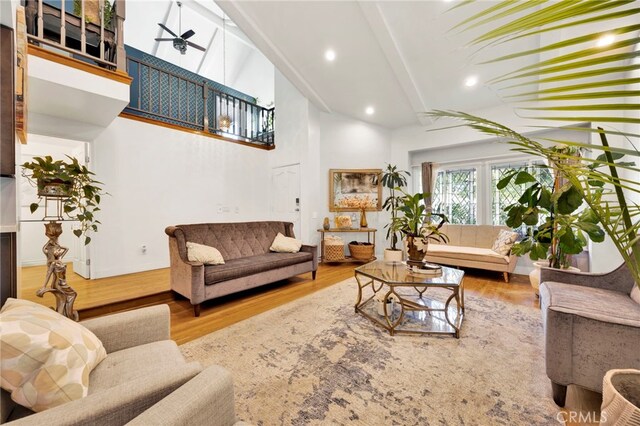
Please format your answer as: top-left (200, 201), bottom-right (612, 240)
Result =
top-left (426, 244), bottom-right (510, 265)
top-left (186, 242), bottom-right (225, 265)
top-left (89, 340), bottom-right (185, 394)
top-left (541, 281), bottom-right (640, 328)
top-left (0, 298), bottom-right (107, 412)
top-left (204, 252), bottom-right (313, 285)
top-left (491, 229), bottom-right (519, 256)
top-left (270, 233), bottom-right (302, 253)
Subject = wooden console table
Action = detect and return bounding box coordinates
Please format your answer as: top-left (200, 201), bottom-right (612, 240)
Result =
top-left (318, 228), bottom-right (377, 263)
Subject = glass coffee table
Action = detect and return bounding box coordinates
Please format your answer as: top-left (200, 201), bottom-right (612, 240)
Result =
top-left (354, 260), bottom-right (465, 338)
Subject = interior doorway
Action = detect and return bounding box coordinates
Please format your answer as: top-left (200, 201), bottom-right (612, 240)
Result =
top-left (270, 164), bottom-right (301, 236)
top-left (19, 135), bottom-right (91, 279)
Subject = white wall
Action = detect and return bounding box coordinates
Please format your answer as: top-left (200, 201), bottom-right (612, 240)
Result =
top-left (230, 50), bottom-right (275, 107)
top-left (90, 117), bottom-right (271, 278)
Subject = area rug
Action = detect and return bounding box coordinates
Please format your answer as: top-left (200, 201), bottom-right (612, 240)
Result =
top-left (180, 278), bottom-right (558, 425)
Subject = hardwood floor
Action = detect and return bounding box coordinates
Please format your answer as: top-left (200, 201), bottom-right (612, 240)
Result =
top-left (19, 263), bottom-right (599, 424)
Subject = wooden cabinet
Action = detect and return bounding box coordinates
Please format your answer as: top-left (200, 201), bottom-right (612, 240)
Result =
top-left (0, 25), bottom-right (15, 177)
top-left (0, 233), bottom-right (17, 307)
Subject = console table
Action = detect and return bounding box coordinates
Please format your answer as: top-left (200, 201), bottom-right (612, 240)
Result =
top-left (317, 228), bottom-right (376, 263)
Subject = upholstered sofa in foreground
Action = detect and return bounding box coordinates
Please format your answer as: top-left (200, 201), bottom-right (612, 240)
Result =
top-left (425, 224), bottom-right (518, 282)
top-left (539, 264), bottom-right (640, 407)
top-left (165, 221), bottom-right (318, 316)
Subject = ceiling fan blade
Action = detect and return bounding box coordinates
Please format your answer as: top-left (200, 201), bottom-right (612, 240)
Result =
top-left (186, 41), bottom-right (206, 52)
top-left (181, 29), bottom-right (195, 40)
top-left (154, 38), bottom-right (175, 42)
top-left (158, 23), bottom-right (178, 38)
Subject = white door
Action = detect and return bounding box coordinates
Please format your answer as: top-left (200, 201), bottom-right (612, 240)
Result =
top-left (71, 144), bottom-right (90, 279)
top-left (271, 164), bottom-right (301, 236)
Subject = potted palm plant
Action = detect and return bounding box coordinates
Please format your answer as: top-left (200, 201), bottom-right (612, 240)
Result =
top-left (380, 164), bottom-right (410, 262)
top-left (22, 155), bottom-right (104, 245)
top-left (390, 189), bottom-right (449, 266)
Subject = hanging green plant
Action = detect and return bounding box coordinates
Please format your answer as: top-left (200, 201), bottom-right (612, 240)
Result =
top-left (22, 155), bottom-right (105, 245)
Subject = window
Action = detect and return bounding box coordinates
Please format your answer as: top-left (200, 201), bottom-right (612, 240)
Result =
top-left (490, 161), bottom-right (554, 225)
top-left (432, 168), bottom-right (477, 224)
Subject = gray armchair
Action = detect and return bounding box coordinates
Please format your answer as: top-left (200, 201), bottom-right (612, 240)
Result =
top-left (127, 365), bottom-right (249, 426)
top-left (539, 264), bottom-right (640, 407)
top-left (2, 305), bottom-right (202, 425)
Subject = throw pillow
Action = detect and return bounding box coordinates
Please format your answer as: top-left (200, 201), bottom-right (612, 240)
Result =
top-left (0, 298), bottom-right (107, 412)
top-left (270, 233), bottom-right (303, 253)
top-left (186, 242), bottom-right (225, 265)
top-left (491, 230), bottom-right (519, 256)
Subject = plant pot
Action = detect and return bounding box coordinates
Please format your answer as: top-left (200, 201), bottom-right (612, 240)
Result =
top-left (529, 261), bottom-right (579, 295)
top-left (406, 235), bottom-right (425, 263)
top-left (384, 248), bottom-right (403, 263)
top-left (37, 178), bottom-right (71, 198)
top-left (600, 369), bottom-right (640, 425)
top-left (376, 299), bottom-right (394, 317)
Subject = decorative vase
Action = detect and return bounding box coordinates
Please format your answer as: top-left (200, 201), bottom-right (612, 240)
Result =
top-left (376, 298), bottom-right (394, 317)
top-left (360, 209), bottom-right (368, 228)
top-left (406, 235), bottom-right (425, 264)
top-left (600, 369), bottom-right (640, 425)
top-left (384, 248), bottom-right (403, 263)
top-left (322, 217), bottom-right (330, 230)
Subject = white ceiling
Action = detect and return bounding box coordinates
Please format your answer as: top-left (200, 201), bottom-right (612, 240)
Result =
top-left (217, 0), bottom-right (542, 129)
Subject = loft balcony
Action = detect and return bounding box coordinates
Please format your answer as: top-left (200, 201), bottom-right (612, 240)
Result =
top-left (24, 0), bottom-right (126, 72)
top-left (123, 46), bottom-right (275, 149)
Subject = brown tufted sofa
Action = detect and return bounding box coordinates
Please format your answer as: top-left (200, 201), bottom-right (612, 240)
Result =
top-left (165, 221), bottom-right (318, 316)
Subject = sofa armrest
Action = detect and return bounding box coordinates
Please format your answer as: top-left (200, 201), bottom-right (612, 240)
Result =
top-left (301, 244), bottom-right (318, 271)
top-left (540, 263), bottom-right (634, 294)
top-left (80, 305), bottom-right (170, 353)
top-left (6, 363), bottom-right (202, 426)
top-left (127, 365), bottom-right (238, 426)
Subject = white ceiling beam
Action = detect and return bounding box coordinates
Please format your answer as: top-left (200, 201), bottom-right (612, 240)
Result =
top-left (216, 1), bottom-right (332, 113)
top-left (196, 27), bottom-right (218, 74)
top-left (152, 1), bottom-right (174, 56)
top-left (358, 2), bottom-right (432, 126)
top-left (182, 0), bottom-right (256, 50)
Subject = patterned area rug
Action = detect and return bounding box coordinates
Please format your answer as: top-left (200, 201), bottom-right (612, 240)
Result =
top-left (181, 278), bottom-right (558, 425)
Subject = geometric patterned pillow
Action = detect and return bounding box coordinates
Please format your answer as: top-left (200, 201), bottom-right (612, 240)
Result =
top-left (0, 298), bottom-right (107, 412)
top-left (491, 229), bottom-right (519, 256)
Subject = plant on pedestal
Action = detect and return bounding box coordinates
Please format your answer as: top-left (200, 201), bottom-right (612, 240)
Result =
top-left (380, 164), bottom-right (410, 262)
top-left (22, 155), bottom-right (104, 245)
top-left (390, 190), bottom-right (448, 265)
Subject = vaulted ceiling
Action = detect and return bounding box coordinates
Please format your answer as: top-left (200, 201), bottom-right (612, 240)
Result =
top-left (217, 1), bottom-right (541, 128)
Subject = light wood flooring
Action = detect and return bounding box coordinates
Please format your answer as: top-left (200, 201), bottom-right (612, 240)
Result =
top-left (19, 263), bottom-right (600, 425)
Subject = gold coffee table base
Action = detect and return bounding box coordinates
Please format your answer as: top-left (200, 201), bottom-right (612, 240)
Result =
top-left (354, 261), bottom-right (465, 338)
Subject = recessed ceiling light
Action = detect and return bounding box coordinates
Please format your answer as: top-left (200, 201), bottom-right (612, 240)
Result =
top-left (464, 75), bottom-right (478, 87)
top-left (596, 34), bottom-right (615, 48)
top-left (365, 106), bottom-right (375, 115)
top-left (324, 49), bottom-right (336, 62)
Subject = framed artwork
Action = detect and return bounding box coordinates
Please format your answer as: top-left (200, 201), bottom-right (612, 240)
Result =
top-left (329, 169), bottom-right (382, 212)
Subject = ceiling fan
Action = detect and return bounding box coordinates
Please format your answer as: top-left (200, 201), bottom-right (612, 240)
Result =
top-left (155, 1), bottom-right (206, 55)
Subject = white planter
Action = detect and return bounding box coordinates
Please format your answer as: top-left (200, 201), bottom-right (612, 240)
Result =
top-left (600, 369), bottom-right (640, 425)
top-left (377, 299), bottom-right (394, 317)
top-left (529, 261), bottom-right (579, 295)
top-left (384, 249), bottom-right (403, 263)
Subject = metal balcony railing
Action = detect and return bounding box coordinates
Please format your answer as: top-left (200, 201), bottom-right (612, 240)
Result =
top-left (24, 0), bottom-right (125, 71)
top-left (125, 54), bottom-right (275, 147)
